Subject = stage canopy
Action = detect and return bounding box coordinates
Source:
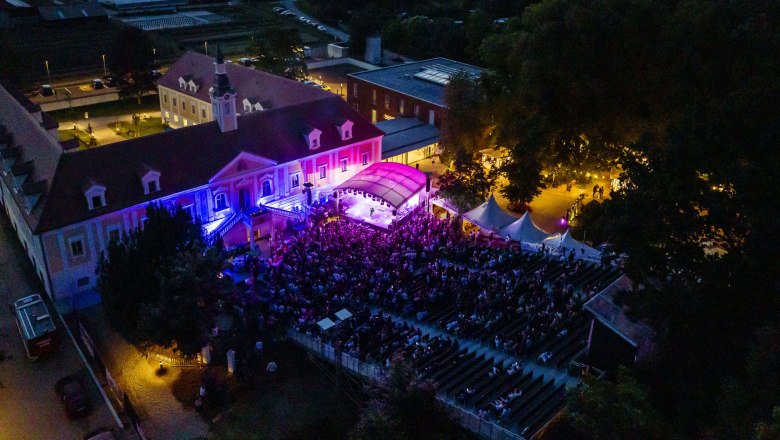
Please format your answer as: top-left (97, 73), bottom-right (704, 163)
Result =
top-left (335, 162), bottom-right (427, 208)
top-left (499, 212), bottom-right (550, 244)
top-left (462, 194), bottom-right (517, 232)
top-left (542, 229), bottom-right (601, 261)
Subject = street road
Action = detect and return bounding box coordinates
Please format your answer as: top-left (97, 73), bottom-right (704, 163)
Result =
top-left (282, 0), bottom-right (350, 42)
top-left (0, 211), bottom-right (119, 439)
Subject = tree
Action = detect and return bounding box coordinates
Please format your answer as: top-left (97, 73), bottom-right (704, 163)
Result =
top-left (247, 30), bottom-right (307, 81)
top-left (436, 151), bottom-right (496, 212)
top-left (97, 203), bottom-right (229, 355)
top-left (109, 26), bottom-right (157, 105)
top-left (568, 367), bottom-right (666, 440)
top-left (440, 72), bottom-right (491, 164)
top-left (351, 356), bottom-right (463, 440)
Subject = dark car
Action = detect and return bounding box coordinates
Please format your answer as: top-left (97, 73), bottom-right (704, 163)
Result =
top-left (55, 375), bottom-right (91, 418)
top-left (102, 76), bottom-right (117, 87)
top-left (40, 85), bottom-right (54, 96)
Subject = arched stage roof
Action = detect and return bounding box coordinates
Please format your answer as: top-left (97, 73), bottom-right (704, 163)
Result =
top-left (334, 162), bottom-right (427, 208)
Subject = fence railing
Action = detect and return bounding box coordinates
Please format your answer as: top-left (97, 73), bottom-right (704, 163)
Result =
top-left (287, 330), bottom-right (526, 440)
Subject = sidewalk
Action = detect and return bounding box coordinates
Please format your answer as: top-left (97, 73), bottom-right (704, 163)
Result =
top-left (77, 305), bottom-right (209, 440)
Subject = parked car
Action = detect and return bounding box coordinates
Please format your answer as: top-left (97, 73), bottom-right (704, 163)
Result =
top-left (318, 84), bottom-right (331, 91)
top-left (317, 25), bottom-right (327, 31)
top-left (272, 6), bottom-right (283, 12)
top-left (298, 16), bottom-right (307, 21)
top-left (238, 58), bottom-right (253, 66)
top-left (102, 76), bottom-right (116, 87)
top-left (91, 79), bottom-right (104, 90)
top-left (283, 10), bottom-right (295, 16)
top-left (55, 375), bottom-right (91, 418)
top-left (40, 85), bottom-right (54, 96)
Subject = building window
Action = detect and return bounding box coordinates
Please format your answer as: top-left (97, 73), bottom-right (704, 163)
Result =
top-left (353, 83), bottom-right (358, 97)
top-left (372, 90), bottom-right (377, 106)
top-left (141, 217), bottom-right (149, 229)
top-left (340, 157), bottom-right (348, 172)
top-left (384, 94), bottom-right (390, 110)
top-left (183, 204), bottom-right (195, 219)
top-left (172, 97), bottom-right (177, 107)
top-left (77, 277), bottom-right (90, 287)
top-left (201, 108), bottom-right (206, 118)
top-left (399, 99), bottom-right (405, 115)
top-left (414, 104), bottom-right (420, 117)
top-left (214, 193), bottom-right (228, 211)
top-left (181, 100), bottom-right (186, 110)
top-left (191, 104), bottom-right (196, 114)
top-left (318, 164), bottom-right (327, 180)
top-left (108, 227), bottom-right (120, 243)
top-left (310, 137), bottom-right (319, 149)
top-left (70, 238), bottom-right (84, 258)
top-left (261, 180), bottom-right (273, 197)
top-left (362, 152), bottom-right (369, 166)
top-left (371, 109), bottom-right (377, 123)
top-left (147, 180), bottom-right (159, 194)
top-left (91, 195), bottom-right (104, 209)
top-left (163, 94), bottom-right (168, 103)
top-left (290, 173), bottom-right (300, 188)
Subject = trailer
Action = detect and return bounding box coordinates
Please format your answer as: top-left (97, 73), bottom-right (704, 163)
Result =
top-left (12, 294), bottom-right (60, 359)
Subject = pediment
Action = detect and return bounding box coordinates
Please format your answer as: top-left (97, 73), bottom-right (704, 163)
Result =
top-left (210, 151), bottom-right (277, 183)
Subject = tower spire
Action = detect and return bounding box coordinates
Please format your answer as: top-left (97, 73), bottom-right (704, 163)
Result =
top-left (211, 45), bottom-right (237, 133)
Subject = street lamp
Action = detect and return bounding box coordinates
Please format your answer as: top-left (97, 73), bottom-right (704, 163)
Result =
top-left (204, 41), bottom-right (208, 55)
top-left (101, 54), bottom-right (107, 77)
top-left (44, 60), bottom-right (51, 85)
top-left (340, 83), bottom-right (343, 97)
top-left (152, 47), bottom-right (157, 67)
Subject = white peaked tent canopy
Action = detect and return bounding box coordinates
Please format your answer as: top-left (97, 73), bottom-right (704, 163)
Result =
top-left (498, 212), bottom-right (550, 244)
top-left (462, 194), bottom-right (518, 232)
top-left (542, 229), bottom-right (601, 261)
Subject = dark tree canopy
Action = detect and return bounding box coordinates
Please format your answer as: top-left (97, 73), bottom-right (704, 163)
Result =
top-left (96, 203), bottom-right (230, 355)
top-left (109, 26), bottom-right (157, 104)
top-left (436, 152), bottom-right (497, 212)
top-left (247, 30), bottom-right (307, 81)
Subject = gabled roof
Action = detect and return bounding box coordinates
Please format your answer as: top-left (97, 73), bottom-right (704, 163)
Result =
top-left (0, 83), bottom-right (63, 233)
top-left (158, 51), bottom-right (333, 111)
top-left (33, 95), bottom-right (383, 232)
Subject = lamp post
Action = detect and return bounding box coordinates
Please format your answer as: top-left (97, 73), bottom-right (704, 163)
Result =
top-left (101, 54), bottom-right (107, 77)
top-left (339, 83), bottom-right (343, 97)
top-left (152, 47), bottom-right (157, 67)
top-left (44, 60), bottom-right (51, 85)
top-left (204, 41), bottom-right (208, 55)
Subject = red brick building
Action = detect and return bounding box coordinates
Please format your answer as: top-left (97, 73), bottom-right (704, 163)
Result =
top-left (347, 58), bottom-right (484, 128)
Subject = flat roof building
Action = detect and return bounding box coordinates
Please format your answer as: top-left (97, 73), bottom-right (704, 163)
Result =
top-left (347, 58), bottom-right (484, 128)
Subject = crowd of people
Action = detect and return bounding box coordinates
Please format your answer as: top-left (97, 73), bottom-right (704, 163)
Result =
top-left (260, 207), bottom-right (609, 367)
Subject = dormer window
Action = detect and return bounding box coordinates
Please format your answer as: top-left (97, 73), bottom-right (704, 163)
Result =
top-left (242, 98), bottom-right (263, 113)
top-left (188, 80), bottom-right (199, 93)
top-left (336, 119), bottom-right (354, 142)
top-left (303, 127), bottom-right (322, 150)
top-left (179, 77), bottom-right (186, 89)
top-left (137, 164), bottom-right (161, 196)
top-left (84, 184), bottom-right (107, 210)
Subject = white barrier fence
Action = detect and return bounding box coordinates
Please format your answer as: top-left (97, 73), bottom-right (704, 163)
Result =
top-left (287, 330), bottom-right (526, 440)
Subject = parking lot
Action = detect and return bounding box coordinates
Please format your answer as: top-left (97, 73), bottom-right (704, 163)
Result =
top-left (0, 211), bottom-right (120, 439)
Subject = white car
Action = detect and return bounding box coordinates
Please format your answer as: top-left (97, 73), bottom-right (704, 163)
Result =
top-left (298, 16), bottom-right (307, 21)
top-left (283, 10), bottom-right (295, 16)
top-left (317, 25), bottom-right (327, 31)
top-left (272, 6), bottom-right (283, 12)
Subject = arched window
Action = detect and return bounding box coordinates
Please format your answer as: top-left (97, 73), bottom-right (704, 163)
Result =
top-left (261, 180), bottom-right (273, 197)
top-left (214, 193), bottom-right (228, 211)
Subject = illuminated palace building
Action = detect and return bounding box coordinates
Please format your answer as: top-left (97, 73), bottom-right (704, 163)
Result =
top-left (0, 50), bottom-right (428, 304)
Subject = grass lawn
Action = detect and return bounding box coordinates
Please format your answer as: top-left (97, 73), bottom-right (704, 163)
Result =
top-left (172, 342), bottom-right (363, 440)
top-left (109, 119), bottom-right (166, 140)
top-left (48, 95), bottom-right (161, 122)
top-left (59, 129), bottom-right (94, 148)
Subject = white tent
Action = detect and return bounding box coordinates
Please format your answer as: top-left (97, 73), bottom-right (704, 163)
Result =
top-left (462, 194), bottom-right (517, 232)
top-left (498, 212), bottom-right (550, 244)
top-left (542, 229), bottom-right (601, 261)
